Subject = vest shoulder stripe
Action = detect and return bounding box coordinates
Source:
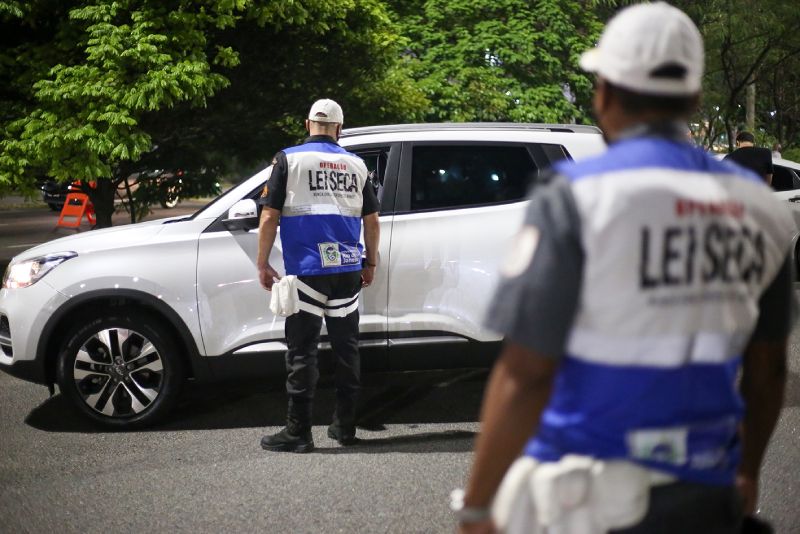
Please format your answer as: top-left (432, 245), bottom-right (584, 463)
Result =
top-left (284, 142), bottom-right (361, 159)
top-left (555, 138), bottom-right (760, 183)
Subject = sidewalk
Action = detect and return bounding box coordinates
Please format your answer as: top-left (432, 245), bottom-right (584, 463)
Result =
top-left (0, 194), bottom-right (47, 210)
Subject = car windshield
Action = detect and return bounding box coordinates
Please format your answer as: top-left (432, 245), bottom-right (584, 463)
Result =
top-left (188, 182), bottom-right (240, 219)
top-left (189, 168), bottom-right (270, 220)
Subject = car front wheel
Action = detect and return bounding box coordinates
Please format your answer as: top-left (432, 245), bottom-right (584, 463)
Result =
top-left (160, 186), bottom-right (180, 208)
top-left (57, 311), bottom-right (185, 428)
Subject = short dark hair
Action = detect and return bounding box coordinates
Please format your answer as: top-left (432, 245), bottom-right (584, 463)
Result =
top-left (605, 81), bottom-right (697, 116)
top-left (736, 131), bottom-right (755, 143)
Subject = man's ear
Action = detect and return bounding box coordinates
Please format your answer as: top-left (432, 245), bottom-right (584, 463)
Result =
top-left (594, 78), bottom-right (611, 116)
top-left (336, 124), bottom-right (342, 140)
top-left (688, 93), bottom-right (700, 114)
top-left (305, 119), bottom-right (311, 133)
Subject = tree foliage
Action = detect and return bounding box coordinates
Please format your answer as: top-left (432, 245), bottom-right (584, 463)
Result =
top-left (0, 0), bottom-right (240, 226)
top-left (3, 0), bottom-right (800, 230)
top-left (187, 0), bottom-right (426, 177)
top-left (386, 0), bottom-right (603, 124)
top-left (673, 0), bottom-right (800, 151)
top-left (0, 0), bottom-right (424, 226)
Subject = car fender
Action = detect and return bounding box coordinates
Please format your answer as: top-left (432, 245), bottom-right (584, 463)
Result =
top-left (36, 288), bottom-right (209, 385)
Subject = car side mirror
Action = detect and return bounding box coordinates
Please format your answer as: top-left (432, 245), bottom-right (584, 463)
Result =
top-left (223, 199), bottom-right (259, 232)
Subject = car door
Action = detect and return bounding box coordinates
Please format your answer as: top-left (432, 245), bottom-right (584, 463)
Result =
top-left (194, 144), bottom-right (399, 375)
top-left (771, 159), bottom-right (800, 279)
top-left (385, 141), bottom-right (566, 369)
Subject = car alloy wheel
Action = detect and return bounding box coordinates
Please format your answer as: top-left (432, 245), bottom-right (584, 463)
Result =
top-left (160, 186), bottom-right (180, 208)
top-left (58, 312), bottom-right (184, 428)
top-left (72, 327), bottom-right (164, 417)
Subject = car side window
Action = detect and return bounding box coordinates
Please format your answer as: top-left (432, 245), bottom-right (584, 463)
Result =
top-left (410, 145), bottom-right (537, 211)
top-left (772, 165), bottom-right (800, 192)
top-left (352, 148), bottom-right (389, 204)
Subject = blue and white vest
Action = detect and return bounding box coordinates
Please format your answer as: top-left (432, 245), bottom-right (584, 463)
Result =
top-left (280, 141), bottom-right (368, 276)
top-left (526, 138), bottom-right (795, 485)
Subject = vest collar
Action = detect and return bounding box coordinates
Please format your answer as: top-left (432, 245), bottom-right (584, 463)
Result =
top-left (304, 135), bottom-right (339, 145)
top-left (614, 121), bottom-right (690, 144)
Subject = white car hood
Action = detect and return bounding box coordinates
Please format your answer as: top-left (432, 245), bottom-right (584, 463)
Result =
top-left (12, 216), bottom-right (185, 263)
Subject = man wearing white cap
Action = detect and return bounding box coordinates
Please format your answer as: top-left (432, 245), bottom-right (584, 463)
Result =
top-left (454, 3), bottom-right (794, 533)
top-left (257, 99), bottom-right (380, 452)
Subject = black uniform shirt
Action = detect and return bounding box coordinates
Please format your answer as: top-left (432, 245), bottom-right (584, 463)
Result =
top-left (724, 146), bottom-right (774, 180)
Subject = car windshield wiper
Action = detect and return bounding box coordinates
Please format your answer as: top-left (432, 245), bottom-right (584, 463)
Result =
top-left (163, 217), bottom-right (191, 224)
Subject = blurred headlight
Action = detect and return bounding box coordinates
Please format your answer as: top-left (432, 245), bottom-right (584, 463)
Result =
top-left (2, 252), bottom-right (77, 289)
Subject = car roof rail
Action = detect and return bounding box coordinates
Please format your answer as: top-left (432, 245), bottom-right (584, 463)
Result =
top-left (340, 122), bottom-right (602, 138)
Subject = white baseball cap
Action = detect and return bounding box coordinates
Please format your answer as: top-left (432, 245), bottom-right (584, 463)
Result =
top-left (308, 99), bottom-right (344, 124)
top-left (579, 2), bottom-right (704, 96)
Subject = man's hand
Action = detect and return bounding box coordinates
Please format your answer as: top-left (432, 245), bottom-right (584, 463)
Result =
top-left (736, 473), bottom-right (759, 516)
top-left (361, 265), bottom-right (376, 287)
top-left (259, 263), bottom-right (280, 291)
top-left (457, 520), bottom-right (496, 534)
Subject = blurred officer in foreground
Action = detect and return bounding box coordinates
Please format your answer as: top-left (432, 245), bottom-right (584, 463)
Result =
top-left (454, 3), bottom-right (794, 533)
top-left (257, 99), bottom-right (380, 453)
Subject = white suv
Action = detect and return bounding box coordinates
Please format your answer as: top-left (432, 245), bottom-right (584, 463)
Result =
top-left (1, 123), bottom-right (791, 428)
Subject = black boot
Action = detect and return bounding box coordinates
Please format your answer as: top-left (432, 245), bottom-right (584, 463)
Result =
top-left (328, 401), bottom-right (357, 445)
top-left (327, 423), bottom-right (357, 445)
top-left (260, 427), bottom-right (314, 453)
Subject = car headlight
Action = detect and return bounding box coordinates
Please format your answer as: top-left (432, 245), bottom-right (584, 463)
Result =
top-left (2, 252), bottom-right (78, 289)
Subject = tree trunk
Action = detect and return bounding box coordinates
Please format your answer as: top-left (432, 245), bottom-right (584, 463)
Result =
top-left (123, 177), bottom-right (137, 224)
top-left (85, 180), bottom-right (116, 229)
top-left (746, 81), bottom-right (756, 133)
top-left (725, 118), bottom-right (735, 153)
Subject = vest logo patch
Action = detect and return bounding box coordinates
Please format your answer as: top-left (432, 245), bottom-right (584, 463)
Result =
top-left (627, 427), bottom-right (688, 466)
top-left (319, 242), bottom-right (342, 268)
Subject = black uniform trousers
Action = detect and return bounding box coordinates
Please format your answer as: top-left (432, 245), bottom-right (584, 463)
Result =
top-left (284, 270), bottom-right (362, 432)
top-left (610, 482), bottom-right (743, 533)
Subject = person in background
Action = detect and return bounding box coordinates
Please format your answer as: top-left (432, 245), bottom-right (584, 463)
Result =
top-left (454, 3), bottom-right (795, 533)
top-left (724, 131), bottom-right (774, 185)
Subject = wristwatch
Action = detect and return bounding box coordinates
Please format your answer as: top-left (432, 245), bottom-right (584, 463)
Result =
top-left (449, 488), bottom-right (491, 523)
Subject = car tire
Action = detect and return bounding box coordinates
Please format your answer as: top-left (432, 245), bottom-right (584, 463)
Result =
top-left (56, 311), bottom-right (185, 429)
top-left (795, 239), bottom-right (800, 282)
top-left (160, 188), bottom-right (180, 209)
top-left (48, 203), bottom-right (63, 211)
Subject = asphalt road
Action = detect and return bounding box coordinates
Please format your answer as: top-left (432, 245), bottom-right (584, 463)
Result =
top-left (0, 369), bottom-right (485, 533)
top-left (0, 203), bottom-right (799, 533)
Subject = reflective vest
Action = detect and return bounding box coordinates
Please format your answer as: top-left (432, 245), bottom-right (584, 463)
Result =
top-left (280, 141), bottom-right (368, 276)
top-left (526, 138), bottom-right (795, 485)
